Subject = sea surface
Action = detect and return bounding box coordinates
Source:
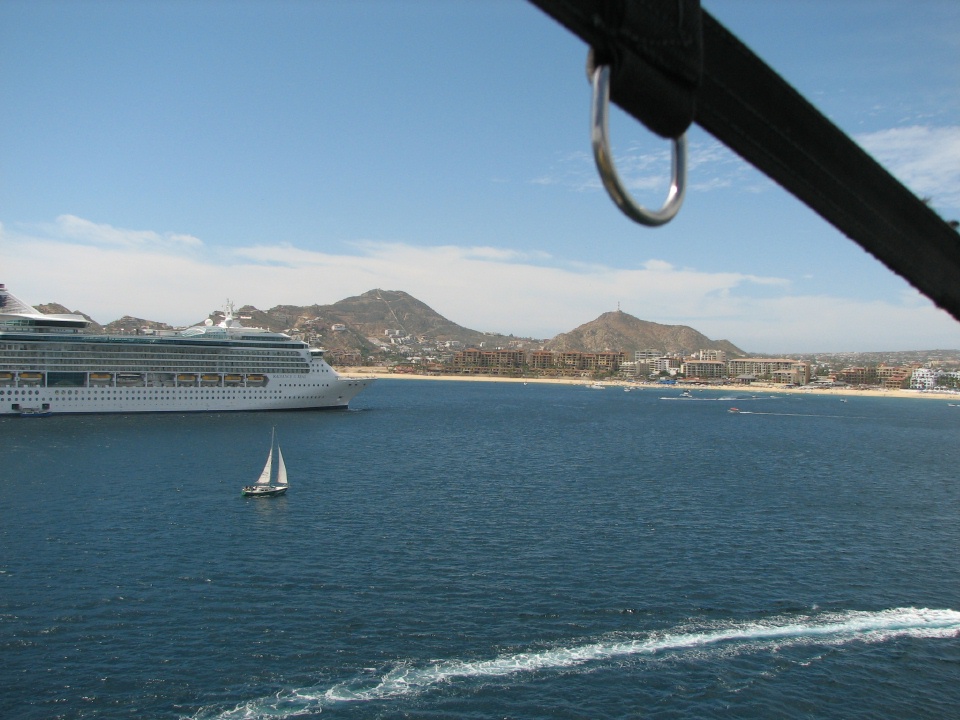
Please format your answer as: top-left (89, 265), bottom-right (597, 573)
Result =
top-left (2, 380), bottom-right (959, 719)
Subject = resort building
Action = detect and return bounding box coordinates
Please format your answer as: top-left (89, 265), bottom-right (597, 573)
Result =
top-left (837, 366), bottom-right (876, 385)
top-left (451, 348), bottom-right (525, 374)
top-left (653, 357), bottom-right (681, 373)
top-left (696, 349), bottom-right (728, 362)
top-left (727, 358), bottom-right (810, 384)
top-left (634, 349), bottom-right (663, 363)
top-left (527, 351), bottom-right (555, 371)
top-left (876, 364), bottom-right (916, 389)
top-left (681, 359), bottom-right (727, 380)
top-left (910, 367), bottom-right (938, 390)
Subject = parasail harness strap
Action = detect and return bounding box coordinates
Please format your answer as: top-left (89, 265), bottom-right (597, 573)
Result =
top-left (528, 0), bottom-right (960, 324)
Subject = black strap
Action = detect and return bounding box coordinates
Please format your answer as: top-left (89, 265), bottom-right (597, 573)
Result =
top-left (528, 1), bottom-right (960, 324)
top-left (532, 0), bottom-right (702, 139)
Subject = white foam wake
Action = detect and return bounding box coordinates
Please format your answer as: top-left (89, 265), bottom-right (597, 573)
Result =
top-left (190, 607), bottom-right (960, 719)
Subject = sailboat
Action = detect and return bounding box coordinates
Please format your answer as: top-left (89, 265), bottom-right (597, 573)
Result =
top-left (241, 428), bottom-right (288, 497)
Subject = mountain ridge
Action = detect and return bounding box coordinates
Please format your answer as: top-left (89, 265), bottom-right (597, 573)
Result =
top-left (545, 310), bottom-right (744, 356)
top-left (35, 289), bottom-right (745, 356)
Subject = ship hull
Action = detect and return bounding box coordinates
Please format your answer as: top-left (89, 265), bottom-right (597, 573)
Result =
top-left (0, 373), bottom-right (372, 416)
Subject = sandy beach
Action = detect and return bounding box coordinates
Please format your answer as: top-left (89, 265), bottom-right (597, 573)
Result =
top-left (336, 367), bottom-right (959, 401)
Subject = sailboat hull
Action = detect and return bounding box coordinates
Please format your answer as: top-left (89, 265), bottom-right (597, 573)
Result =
top-left (241, 485), bottom-right (287, 497)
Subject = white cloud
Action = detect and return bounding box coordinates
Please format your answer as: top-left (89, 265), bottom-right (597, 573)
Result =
top-left (42, 214), bottom-right (203, 249)
top-left (682, 291), bottom-right (960, 354)
top-left (856, 125), bottom-right (960, 213)
top-left (2, 216), bottom-right (958, 351)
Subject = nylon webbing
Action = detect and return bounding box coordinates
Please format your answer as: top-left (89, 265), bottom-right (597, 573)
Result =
top-left (528, 1), bottom-right (960, 324)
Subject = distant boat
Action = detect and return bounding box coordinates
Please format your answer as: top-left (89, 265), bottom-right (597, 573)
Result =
top-left (728, 407), bottom-right (740, 413)
top-left (588, 383), bottom-right (605, 390)
top-left (242, 429), bottom-right (288, 498)
top-left (18, 407), bottom-right (52, 418)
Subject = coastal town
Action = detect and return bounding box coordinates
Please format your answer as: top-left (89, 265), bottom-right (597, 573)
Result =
top-left (336, 346), bottom-right (960, 393)
top-left (35, 287), bottom-right (960, 395)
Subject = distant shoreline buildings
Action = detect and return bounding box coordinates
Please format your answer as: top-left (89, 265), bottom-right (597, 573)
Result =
top-left (333, 347), bottom-right (960, 391)
top-left (438, 348), bottom-right (813, 385)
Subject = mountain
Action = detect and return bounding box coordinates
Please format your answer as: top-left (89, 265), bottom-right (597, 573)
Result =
top-left (543, 310), bottom-right (745, 357)
top-left (201, 289), bottom-right (535, 354)
top-left (281, 289), bottom-right (504, 346)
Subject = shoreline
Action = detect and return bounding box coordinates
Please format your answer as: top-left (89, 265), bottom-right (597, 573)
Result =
top-left (336, 368), bottom-right (960, 401)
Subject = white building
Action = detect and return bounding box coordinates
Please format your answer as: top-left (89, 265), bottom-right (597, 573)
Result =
top-left (910, 367), bottom-right (939, 390)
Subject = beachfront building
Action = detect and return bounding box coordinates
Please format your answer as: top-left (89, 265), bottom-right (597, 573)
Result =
top-left (518, 350), bottom-right (627, 376)
top-left (876, 364), bottom-right (916, 389)
top-left (910, 367), bottom-right (938, 390)
top-left (908, 367), bottom-right (960, 390)
top-left (653, 357), bottom-right (681, 373)
top-left (727, 358), bottom-right (811, 385)
top-left (528, 351), bottom-right (555, 371)
top-left (681, 359), bottom-right (727, 380)
top-left (837, 366), bottom-right (876, 385)
top-left (593, 352), bottom-right (626, 373)
top-left (451, 348), bottom-right (525, 375)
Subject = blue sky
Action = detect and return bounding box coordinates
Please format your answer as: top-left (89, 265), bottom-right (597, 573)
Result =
top-left (2, 0), bottom-right (959, 353)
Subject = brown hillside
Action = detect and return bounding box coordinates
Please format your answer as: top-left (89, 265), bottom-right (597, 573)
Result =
top-left (544, 310), bottom-right (744, 356)
top-left (202, 290), bottom-right (537, 354)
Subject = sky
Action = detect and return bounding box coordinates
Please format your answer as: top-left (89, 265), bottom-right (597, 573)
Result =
top-left (2, 0), bottom-right (959, 353)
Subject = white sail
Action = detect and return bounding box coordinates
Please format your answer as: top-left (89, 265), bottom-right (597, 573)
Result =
top-left (276, 446), bottom-right (288, 486)
top-left (256, 445), bottom-right (273, 485)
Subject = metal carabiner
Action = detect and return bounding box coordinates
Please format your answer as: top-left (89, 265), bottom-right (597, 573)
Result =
top-left (589, 59), bottom-right (687, 227)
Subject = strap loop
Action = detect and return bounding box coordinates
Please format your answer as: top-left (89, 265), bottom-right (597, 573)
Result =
top-left (590, 60), bottom-right (687, 227)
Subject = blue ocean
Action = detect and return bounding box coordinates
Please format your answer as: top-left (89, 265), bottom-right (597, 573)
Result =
top-left (2, 380), bottom-right (958, 719)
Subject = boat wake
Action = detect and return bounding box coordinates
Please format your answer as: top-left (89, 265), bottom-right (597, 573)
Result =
top-left (189, 607), bottom-right (960, 719)
top-left (736, 410), bottom-right (870, 419)
top-left (659, 395), bottom-right (780, 401)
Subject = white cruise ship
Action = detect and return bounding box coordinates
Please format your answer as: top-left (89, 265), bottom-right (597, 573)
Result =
top-left (0, 284), bottom-right (372, 416)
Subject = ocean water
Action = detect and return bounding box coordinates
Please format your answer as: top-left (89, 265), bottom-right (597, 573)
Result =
top-left (1, 380), bottom-right (958, 719)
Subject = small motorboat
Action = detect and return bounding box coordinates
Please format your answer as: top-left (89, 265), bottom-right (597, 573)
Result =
top-left (19, 407), bottom-right (52, 418)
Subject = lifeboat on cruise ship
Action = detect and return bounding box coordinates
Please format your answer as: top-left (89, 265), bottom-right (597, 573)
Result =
top-left (18, 372), bottom-right (43, 384)
top-left (116, 373), bottom-right (145, 386)
top-left (245, 374), bottom-right (266, 385)
top-left (201, 374), bottom-right (221, 384)
top-left (177, 373), bottom-right (198, 384)
top-left (224, 374), bottom-right (243, 384)
top-left (0, 371), bottom-right (13, 384)
top-left (90, 372), bottom-right (113, 383)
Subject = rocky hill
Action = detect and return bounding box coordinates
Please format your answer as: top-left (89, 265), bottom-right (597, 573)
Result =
top-left (544, 310), bottom-right (744, 357)
top-left (197, 289), bottom-right (535, 354)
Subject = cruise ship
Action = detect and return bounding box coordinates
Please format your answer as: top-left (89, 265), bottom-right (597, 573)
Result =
top-left (0, 284), bottom-right (372, 416)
